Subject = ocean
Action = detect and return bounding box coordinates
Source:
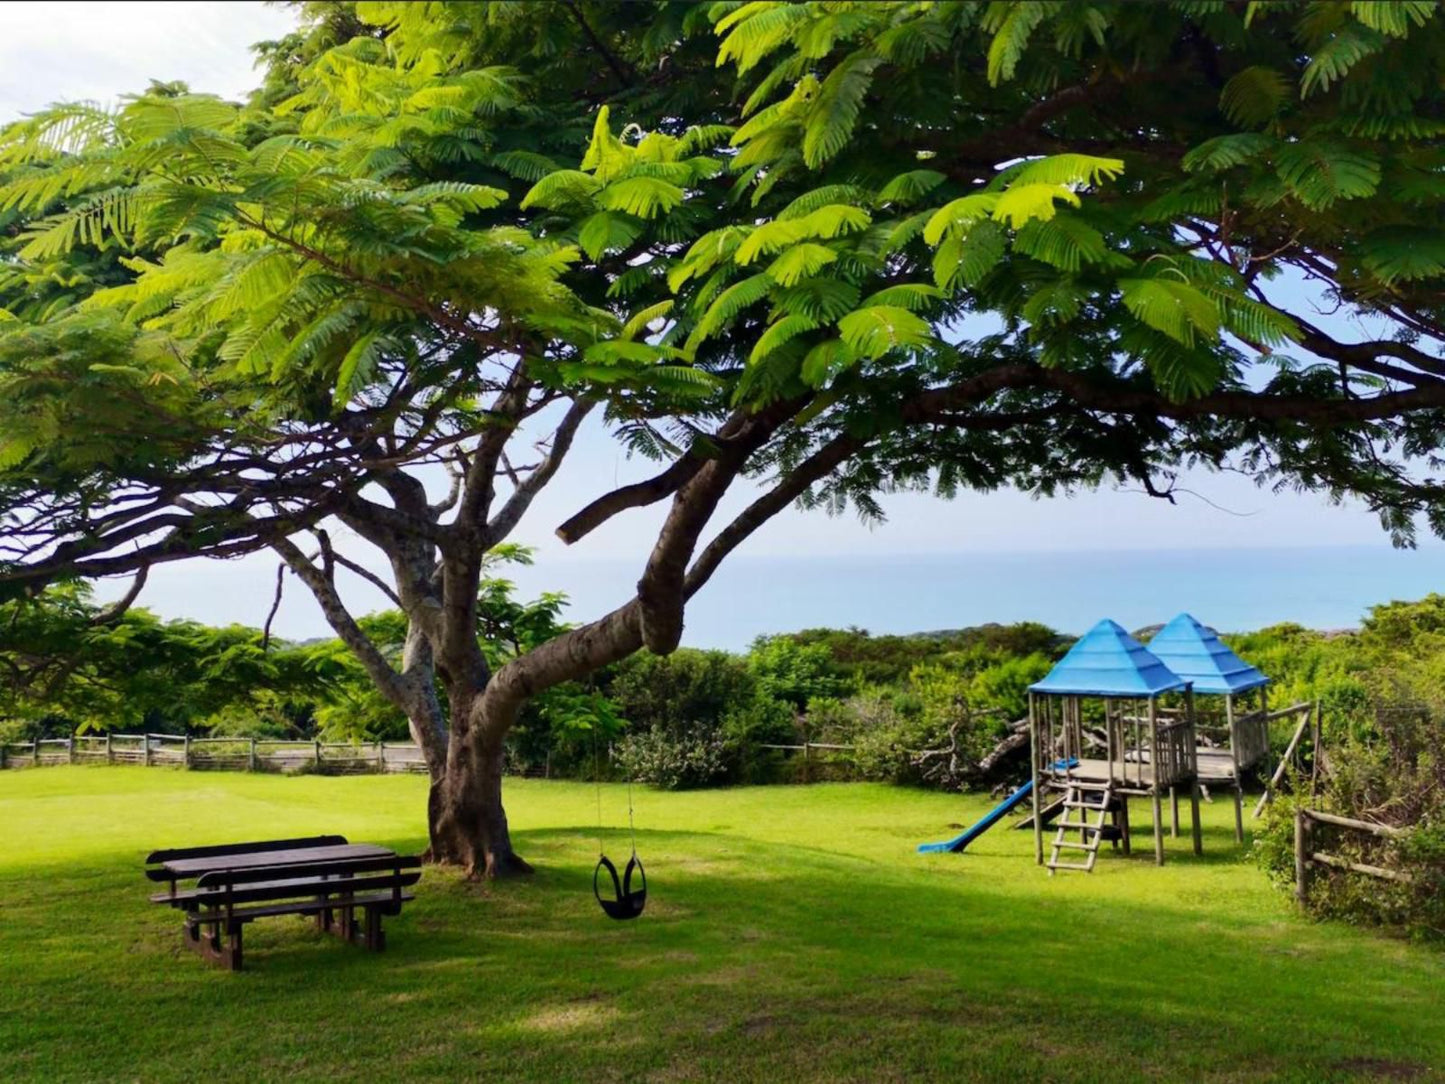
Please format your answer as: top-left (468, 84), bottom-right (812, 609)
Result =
top-left (506, 545), bottom-right (1445, 650)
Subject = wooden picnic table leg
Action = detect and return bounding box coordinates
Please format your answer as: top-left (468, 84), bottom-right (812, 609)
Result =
top-left (224, 921), bottom-right (244, 972)
top-left (338, 905), bottom-right (357, 943)
top-left (363, 906), bottom-right (385, 952)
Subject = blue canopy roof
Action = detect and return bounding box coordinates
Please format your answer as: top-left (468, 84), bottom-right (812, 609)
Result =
top-left (1030, 619), bottom-right (1188, 698)
top-left (1146, 613), bottom-right (1269, 696)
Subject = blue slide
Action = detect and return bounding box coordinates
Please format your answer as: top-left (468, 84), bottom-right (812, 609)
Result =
top-left (916, 781), bottom-right (1035, 854)
top-left (917, 760), bottom-right (1076, 854)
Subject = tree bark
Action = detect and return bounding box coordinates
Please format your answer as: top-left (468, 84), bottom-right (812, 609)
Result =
top-left (426, 688), bottom-right (532, 878)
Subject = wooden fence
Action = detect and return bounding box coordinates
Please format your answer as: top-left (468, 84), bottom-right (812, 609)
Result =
top-left (0, 734), bottom-right (431, 775)
top-left (1294, 807), bottom-right (1413, 905)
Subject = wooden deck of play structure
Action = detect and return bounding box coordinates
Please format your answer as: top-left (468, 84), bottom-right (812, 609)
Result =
top-left (1059, 748), bottom-right (1252, 788)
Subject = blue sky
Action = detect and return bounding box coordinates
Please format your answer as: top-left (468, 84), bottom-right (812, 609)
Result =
top-left (0, 1), bottom-right (1431, 640)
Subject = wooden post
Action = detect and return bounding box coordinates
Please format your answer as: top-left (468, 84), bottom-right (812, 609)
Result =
top-left (1189, 783), bottom-right (1203, 856)
top-left (1259, 684), bottom-right (1271, 793)
top-left (0, 744), bottom-right (6, 770)
top-left (1254, 706), bottom-right (1311, 818)
top-left (1309, 701), bottom-right (1321, 797)
top-left (375, 741), bottom-right (383, 773)
top-left (106, 732), bottom-right (113, 764)
top-left (1149, 698), bottom-right (1164, 866)
top-left (33, 738), bottom-right (40, 766)
top-left (143, 734), bottom-right (152, 767)
top-left (68, 736), bottom-right (75, 764)
top-left (183, 734), bottom-right (191, 769)
top-left (249, 737), bottom-right (258, 772)
top-left (1029, 692), bottom-right (1043, 866)
top-left (1294, 808), bottom-right (1311, 906)
top-left (1169, 787), bottom-right (1179, 837)
top-left (314, 740), bottom-right (322, 771)
top-left (802, 741), bottom-right (811, 784)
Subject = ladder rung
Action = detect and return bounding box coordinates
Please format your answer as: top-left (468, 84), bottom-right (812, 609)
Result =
top-left (1057, 820), bottom-right (1103, 831)
top-left (1053, 841), bottom-right (1099, 851)
top-left (1047, 861), bottom-right (1094, 871)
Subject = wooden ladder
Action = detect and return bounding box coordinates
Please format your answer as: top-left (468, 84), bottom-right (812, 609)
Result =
top-left (1047, 780), bottom-right (1116, 874)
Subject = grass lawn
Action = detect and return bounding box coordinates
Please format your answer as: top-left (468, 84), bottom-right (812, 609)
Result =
top-left (0, 768), bottom-right (1440, 1082)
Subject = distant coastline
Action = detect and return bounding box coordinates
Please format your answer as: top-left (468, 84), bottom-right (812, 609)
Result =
top-left (504, 544), bottom-right (1445, 651)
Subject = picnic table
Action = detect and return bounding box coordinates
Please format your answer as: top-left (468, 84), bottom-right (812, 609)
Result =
top-left (145, 835), bottom-right (420, 971)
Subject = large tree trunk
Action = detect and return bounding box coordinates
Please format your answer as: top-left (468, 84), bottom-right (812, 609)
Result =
top-left (425, 691), bottom-right (531, 878)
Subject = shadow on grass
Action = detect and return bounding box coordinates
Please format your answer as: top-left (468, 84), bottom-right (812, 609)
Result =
top-left (1, 821), bottom-right (1440, 1083)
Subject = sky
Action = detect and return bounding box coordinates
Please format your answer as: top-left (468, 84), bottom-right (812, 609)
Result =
top-left (2, 1), bottom-right (1439, 643)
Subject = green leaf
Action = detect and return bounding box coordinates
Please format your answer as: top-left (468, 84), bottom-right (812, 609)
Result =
top-left (766, 243), bottom-right (838, 286)
top-left (1120, 278), bottom-right (1221, 347)
top-left (1008, 154), bottom-right (1124, 188)
top-left (933, 221), bottom-right (1007, 289)
top-left (802, 53), bottom-right (882, 169)
top-left (1182, 133), bottom-right (1274, 172)
top-left (620, 300), bottom-right (675, 342)
top-left (1359, 227), bottom-right (1445, 284)
top-left (876, 170), bottom-right (947, 206)
top-left (598, 176), bottom-right (685, 219)
top-left (1301, 23), bottom-right (1385, 97)
top-left (578, 211), bottom-right (642, 260)
top-left (990, 184), bottom-right (1080, 229)
top-left (750, 314), bottom-right (818, 364)
top-left (689, 272), bottom-right (774, 348)
top-left (1275, 141), bottom-right (1380, 209)
top-left (836, 305), bottom-right (933, 359)
top-left (1219, 66), bottom-right (1291, 128)
top-left (1012, 215), bottom-right (1110, 272)
top-left (800, 338), bottom-right (859, 386)
top-left (1349, 0), bottom-right (1436, 36)
top-left (776, 278), bottom-right (861, 322)
top-left (334, 331), bottom-right (383, 406)
top-left (984, 1), bottom-right (1048, 85)
top-left (859, 283), bottom-right (942, 311)
top-left (519, 169), bottom-right (602, 211)
top-left (922, 194), bottom-right (1000, 245)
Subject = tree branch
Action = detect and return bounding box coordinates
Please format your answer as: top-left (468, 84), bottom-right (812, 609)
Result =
top-left (90, 565), bottom-right (149, 626)
top-left (270, 535), bottom-right (409, 708)
top-left (484, 398), bottom-right (595, 547)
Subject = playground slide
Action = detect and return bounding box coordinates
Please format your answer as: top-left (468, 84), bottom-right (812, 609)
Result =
top-left (916, 782), bottom-right (1035, 854)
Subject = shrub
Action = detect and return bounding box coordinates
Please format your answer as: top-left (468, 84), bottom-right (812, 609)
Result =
top-left (613, 727), bottom-right (730, 790)
top-left (1254, 701), bottom-right (1445, 940)
top-left (606, 648), bottom-right (797, 787)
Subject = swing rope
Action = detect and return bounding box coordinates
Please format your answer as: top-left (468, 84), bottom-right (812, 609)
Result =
top-left (593, 723), bottom-right (604, 857)
top-left (591, 723), bottom-right (647, 921)
top-left (626, 774), bottom-right (637, 858)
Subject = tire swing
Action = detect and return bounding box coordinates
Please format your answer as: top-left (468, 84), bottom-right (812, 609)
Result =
top-left (593, 732), bottom-right (646, 921)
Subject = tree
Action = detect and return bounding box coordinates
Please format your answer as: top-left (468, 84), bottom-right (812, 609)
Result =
top-left (0, 581), bottom-right (323, 738)
top-left (3, 1), bottom-right (1445, 875)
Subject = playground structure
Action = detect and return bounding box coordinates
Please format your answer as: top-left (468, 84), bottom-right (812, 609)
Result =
top-left (1027, 619), bottom-right (1202, 872)
top-left (916, 614), bottom-right (1309, 870)
top-left (1147, 613), bottom-right (1271, 843)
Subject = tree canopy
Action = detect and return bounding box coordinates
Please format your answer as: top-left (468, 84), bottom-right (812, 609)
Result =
top-left (2, 0), bottom-right (1445, 873)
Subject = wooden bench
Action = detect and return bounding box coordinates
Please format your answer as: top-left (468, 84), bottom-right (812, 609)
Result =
top-left (145, 838), bottom-right (420, 971)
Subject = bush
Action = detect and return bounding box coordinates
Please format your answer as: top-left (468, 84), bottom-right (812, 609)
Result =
top-left (613, 728), bottom-right (730, 790)
top-left (1254, 701), bottom-right (1445, 940)
top-left (606, 648), bottom-right (797, 788)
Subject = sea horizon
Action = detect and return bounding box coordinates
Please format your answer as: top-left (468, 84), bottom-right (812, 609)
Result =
top-left (502, 543), bottom-right (1445, 651)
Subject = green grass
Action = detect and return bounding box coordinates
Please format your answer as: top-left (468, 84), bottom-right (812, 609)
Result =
top-left (0, 769), bottom-right (1440, 1083)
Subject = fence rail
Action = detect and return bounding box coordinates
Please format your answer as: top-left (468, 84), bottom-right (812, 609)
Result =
top-left (0, 734), bottom-right (432, 775)
top-left (1294, 807), bottom-right (1413, 904)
